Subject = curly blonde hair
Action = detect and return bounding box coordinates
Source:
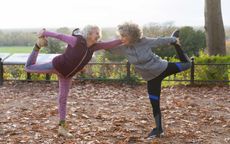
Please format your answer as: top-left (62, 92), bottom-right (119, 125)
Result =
top-left (117, 22), bottom-right (143, 44)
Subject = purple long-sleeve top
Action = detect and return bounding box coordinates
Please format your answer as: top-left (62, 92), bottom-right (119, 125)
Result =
top-left (42, 31), bottom-right (122, 78)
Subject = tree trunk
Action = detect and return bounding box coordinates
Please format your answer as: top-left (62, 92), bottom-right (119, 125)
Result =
top-left (204, 0), bottom-right (226, 56)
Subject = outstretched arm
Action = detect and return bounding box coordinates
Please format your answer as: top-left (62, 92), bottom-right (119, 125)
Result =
top-left (93, 39), bottom-right (122, 51)
top-left (106, 45), bottom-right (126, 56)
top-left (39, 29), bottom-right (77, 47)
top-left (146, 37), bottom-right (177, 48)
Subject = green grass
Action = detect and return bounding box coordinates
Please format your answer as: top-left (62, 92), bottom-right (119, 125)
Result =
top-left (0, 46), bottom-right (33, 53)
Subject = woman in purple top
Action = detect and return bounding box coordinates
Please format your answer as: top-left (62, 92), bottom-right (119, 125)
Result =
top-left (25, 25), bottom-right (122, 138)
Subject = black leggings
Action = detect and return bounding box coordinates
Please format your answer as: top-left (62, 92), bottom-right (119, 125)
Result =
top-left (147, 44), bottom-right (191, 118)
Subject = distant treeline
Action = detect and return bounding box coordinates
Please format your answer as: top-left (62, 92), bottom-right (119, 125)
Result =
top-left (0, 31), bottom-right (36, 46)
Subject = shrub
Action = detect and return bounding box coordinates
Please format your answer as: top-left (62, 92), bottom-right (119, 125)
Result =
top-left (193, 52), bottom-right (230, 82)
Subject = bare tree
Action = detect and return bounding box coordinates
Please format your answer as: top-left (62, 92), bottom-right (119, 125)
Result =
top-left (204, 0), bottom-right (226, 56)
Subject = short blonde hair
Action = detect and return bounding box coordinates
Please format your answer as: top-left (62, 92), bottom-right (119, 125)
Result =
top-left (117, 22), bottom-right (143, 43)
top-left (81, 25), bottom-right (102, 39)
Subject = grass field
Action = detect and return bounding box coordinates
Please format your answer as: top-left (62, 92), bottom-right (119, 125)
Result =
top-left (0, 46), bottom-right (32, 53)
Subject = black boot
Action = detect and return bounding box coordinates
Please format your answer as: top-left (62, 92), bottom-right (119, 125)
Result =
top-left (174, 44), bottom-right (191, 62)
top-left (147, 114), bottom-right (164, 139)
top-left (171, 30), bottom-right (191, 63)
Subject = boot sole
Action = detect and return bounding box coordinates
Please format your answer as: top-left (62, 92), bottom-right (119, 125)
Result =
top-left (147, 132), bottom-right (164, 140)
top-left (58, 133), bottom-right (74, 138)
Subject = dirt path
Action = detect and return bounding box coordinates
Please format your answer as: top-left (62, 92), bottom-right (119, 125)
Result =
top-left (0, 82), bottom-right (229, 144)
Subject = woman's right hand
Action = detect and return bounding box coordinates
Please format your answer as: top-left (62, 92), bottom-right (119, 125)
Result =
top-left (38, 28), bottom-right (46, 38)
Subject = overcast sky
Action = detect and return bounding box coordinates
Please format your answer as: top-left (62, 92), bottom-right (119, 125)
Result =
top-left (0, 0), bottom-right (230, 29)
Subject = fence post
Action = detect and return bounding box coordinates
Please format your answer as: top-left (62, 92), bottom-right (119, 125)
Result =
top-left (26, 72), bottom-right (31, 82)
top-left (45, 74), bottom-right (51, 82)
top-left (190, 57), bottom-right (195, 85)
top-left (0, 58), bottom-right (3, 86)
top-left (126, 62), bottom-right (131, 81)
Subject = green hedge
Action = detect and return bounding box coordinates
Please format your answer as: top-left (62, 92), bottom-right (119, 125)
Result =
top-left (168, 52), bottom-right (230, 83)
top-left (3, 65), bottom-right (58, 81)
top-left (2, 53), bottom-right (230, 84)
top-left (192, 52), bottom-right (230, 82)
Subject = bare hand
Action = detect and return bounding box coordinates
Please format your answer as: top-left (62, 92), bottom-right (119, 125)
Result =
top-left (176, 38), bottom-right (181, 45)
